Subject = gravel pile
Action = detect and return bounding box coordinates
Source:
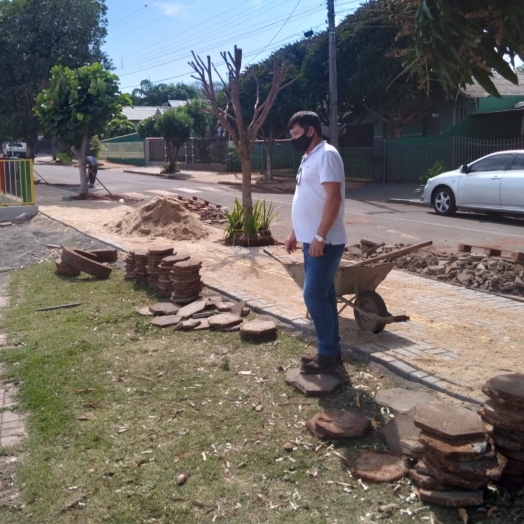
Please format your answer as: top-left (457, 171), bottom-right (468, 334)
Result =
top-left (344, 242), bottom-right (524, 298)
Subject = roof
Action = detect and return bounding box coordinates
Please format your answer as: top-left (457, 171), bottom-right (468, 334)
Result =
top-left (462, 73), bottom-right (524, 98)
top-left (168, 100), bottom-right (189, 108)
top-left (122, 106), bottom-right (163, 121)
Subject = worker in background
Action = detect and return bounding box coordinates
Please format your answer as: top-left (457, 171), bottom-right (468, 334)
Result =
top-left (86, 156), bottom-right (98, 188)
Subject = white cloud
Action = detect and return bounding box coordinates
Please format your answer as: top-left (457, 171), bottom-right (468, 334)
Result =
top-left (157, 3), bottom-right (184, 17)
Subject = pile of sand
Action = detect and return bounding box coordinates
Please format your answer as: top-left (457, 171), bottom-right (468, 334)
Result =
top-left (110, 197), bottom-right (209, 241)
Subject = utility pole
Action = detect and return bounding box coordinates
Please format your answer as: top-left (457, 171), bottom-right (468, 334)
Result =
top-left (327, 0), bottom-right (338, 148)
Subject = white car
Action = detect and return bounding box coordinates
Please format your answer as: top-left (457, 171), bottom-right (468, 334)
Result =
top-left (2, 140), bottom-right (27, 158)
top-left (423, 150), bottom-right (524, 216)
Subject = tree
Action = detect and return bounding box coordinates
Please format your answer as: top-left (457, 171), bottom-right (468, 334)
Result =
top-left (303, 1), bottom-right (445, 139)
top-left (105, 115), bottom-right (135, 138)
top-left (131, 80), bottom-right (199, 106)
top-left (240, 42), bottom-right (310, 179)
top-left (155, 108), bottom-right (193, 172)
top-left (137, 115), bottom-right (161, 139)
top-left (189, 46), bottom-right (292, 221)
top-left (0, 0), bottom-right (110, 156)
top-left (516, 65), bottom-right (524, 74)
top-left (183, 99), bottom-right (215, 137)
top-left (386, 0), bottom-right (524, 96)
top-left (34, 63), bottom-right (131, 198)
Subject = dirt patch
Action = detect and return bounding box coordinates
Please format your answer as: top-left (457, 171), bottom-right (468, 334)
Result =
top-left (108, 197), bottom-right (210, 242)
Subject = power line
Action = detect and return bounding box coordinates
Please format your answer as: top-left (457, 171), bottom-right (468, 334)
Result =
top-left (248, 0), bottom-right (303, 65)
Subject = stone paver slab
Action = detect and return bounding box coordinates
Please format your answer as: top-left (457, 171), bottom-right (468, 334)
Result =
top-left (177, 300), bottom-right (208, 319)
top-left (375, 388), bottom-right (437, 414)
top-left (349, 450), bottom-right (409, 482)
top-left (137, 307), bottom-right (154, 316)
top-left (483, 373), bottom-right (524, 409)
top-left (150, 315), bottom-right (182, 328)
top-left (208, 313), bottom-right (243, 329)
top-left (418, 489), bottom-right (484, 507)
top-left (414, 401), bottom-right (484, 441)
top-left (148, 302), bottom-right (180, 316)
top-left (306, 410), bottom-right (369, 439)
top-left (240, 320), bottom-right (277, 341)
top-left (285, 368), bottom-right (341, 397)
top-left (379, 414), bottom-right (421, 456)
top-left (408, 469), bottom-right (447, 490)
top-left (419, 432), bottom-right (489, 462)
top-left (230, 300), bottom-right (246, 316)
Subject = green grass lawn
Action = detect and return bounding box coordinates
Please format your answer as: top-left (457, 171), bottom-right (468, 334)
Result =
top-left (0, 263), bottom-right (517, 523)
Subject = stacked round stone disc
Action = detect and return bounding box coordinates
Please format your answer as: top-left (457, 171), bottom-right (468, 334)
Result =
top-left (157, 254), bottom-right (190, 297)
top-left (134, 250), bottom-right (149, 284)
top-left (146, 246), bottom-right (174, 291)
top-left (170, 260), bottom-right (203, 304)
top-left (124, 251), bottom-right (136, 280)
top-left (480, 373), bottom-right (524, 489)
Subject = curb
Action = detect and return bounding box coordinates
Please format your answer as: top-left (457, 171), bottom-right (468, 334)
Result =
top-left (387, 198), bottom-right (429, 208)
top-left (123, 170), bottom-right (164, 178)
top-left (34, 212), bottom-right (481, 406)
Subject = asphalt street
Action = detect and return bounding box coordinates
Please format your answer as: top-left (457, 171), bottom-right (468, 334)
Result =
top-left (33, 164), bottom-right (524, 252)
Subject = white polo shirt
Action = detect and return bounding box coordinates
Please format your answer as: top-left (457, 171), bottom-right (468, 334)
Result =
top-left (291, 141), bottom-right (347, 245)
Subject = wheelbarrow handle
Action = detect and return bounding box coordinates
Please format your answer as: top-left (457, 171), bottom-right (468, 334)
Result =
top-left (263, 248), bottom-right (287, 264)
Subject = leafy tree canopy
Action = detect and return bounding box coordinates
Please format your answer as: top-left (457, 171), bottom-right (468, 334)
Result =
top-left (386, 0), bottom-right (524, 96)
top-left (131, 80), bottom-right (199, 106)
top-left (137, 115), bottom-right (160, 139)
top-left (183, 99), bottom-right (215, 137)
top-left (0, 0), bottom-right (110, 150)
top-left (105, 114), bottom-right (136, 139)
top-left (155, 108), bottom-right (193, 171)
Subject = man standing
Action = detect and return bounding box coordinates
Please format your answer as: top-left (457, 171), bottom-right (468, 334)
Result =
top-left (285, 111), bottom-right (346, 374)
top-left (86, 155), bottom-right (98, 188)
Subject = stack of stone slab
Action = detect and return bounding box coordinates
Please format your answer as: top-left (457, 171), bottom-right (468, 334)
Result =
top-left (410, 402), bottom-right (506, 507)
top-left (124, 251), bottom-right (136, 280)
top-left (133, 250), bottom-right (149, 284)
top-left (146, 246), bottom-right (174, 291)
top-left (157, 254), bottom-right (190, 298)
top-left (479, 373), bottom-right (524, 489)
top-left (170, 260), bottom-right (203, 304)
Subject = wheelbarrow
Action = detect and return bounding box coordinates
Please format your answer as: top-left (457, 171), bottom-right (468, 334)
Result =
top-left (264, 248), bottom-right (409, 334)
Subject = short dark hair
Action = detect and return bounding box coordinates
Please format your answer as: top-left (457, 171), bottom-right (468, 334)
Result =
top-left (288, 111), bottom-right (322, 137)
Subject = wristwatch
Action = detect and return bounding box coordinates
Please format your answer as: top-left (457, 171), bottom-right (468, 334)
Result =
top-left (314, 234), bottom-right (327, 243)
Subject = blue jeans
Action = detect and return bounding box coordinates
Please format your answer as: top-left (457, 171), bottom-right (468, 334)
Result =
top-left (302, 243), bottom-right (345, 358)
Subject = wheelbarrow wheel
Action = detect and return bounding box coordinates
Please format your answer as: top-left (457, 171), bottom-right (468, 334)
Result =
top-left (354, 290), bottom-right (388, 334)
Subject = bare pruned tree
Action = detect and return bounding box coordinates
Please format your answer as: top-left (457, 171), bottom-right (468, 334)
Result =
top-left (189, 46), bottom-right (293, 219)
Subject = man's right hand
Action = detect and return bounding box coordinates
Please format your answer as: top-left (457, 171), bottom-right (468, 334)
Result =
top-left (285, 231), bottom-right (298, 254)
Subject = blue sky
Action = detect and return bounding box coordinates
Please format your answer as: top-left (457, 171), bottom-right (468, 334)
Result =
top-left (103, 0), bottom-right (361, 93)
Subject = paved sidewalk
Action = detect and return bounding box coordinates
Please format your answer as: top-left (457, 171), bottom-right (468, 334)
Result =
top-left (32, 200), bottom-right (524, 406)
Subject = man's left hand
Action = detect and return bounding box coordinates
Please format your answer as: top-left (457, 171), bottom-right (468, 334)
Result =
top-left (309, 238), bottom-right (325, 257)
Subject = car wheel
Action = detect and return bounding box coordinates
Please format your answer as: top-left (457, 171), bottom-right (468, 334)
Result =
top-left (432, 186), bottom-right (457, 216)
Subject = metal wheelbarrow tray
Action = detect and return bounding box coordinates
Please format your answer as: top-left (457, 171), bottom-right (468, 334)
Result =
top-left (265, 249), bottom-right (409, 333)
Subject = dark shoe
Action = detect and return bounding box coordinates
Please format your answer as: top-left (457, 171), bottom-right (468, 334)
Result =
top-left (301, 352), bottom-right (342, 364)
top-left (300, 354), bottom-right (342, 374)
top-left (89, 184), bottom-right (95, 188)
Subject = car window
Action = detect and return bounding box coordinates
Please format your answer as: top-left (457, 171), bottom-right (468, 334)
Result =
top-left (468, 154), bottom-right (513, 173)
top-left (509, 154), bottom-right (524, 171)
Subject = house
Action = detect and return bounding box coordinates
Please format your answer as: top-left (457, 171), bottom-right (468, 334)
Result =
top-left (122, 100), bottom-right (189, 127)
top-left (343, 73), bottom-right (524, 147)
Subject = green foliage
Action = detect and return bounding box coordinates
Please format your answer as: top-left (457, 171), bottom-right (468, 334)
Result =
top-left (415, 160), bottom-right (447, 194)
top-left (56, 151), bottom-right (73, 165)
top-left (34, 63), bottom-right (131, 147)
top-left (155, 108), bottom-right (193, 169)
top-left (223, 198), bottom-right (277, 244)
top-left (105, 114), bottom-right (135, 138)
top-left (183, 99), bottom-right (214, 137)
top-left (137, 115), bottom-right (160, 139)
top-left (0, 0), bottom-right (110, 151)
top-left (90, 135), bottom-right (106, 159)
top-left (387, 0), bottom-right (524, 96)
top-left (131, 80), bottom-right (199, 106)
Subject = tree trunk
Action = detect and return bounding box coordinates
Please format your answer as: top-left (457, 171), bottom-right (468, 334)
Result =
top-left (72, 134), bottom-right (90, 199)
top-left (392, 125), bottom-right (403, 139)
top-left (240, 152), bottom-right (253, 220)
top-left (264, 129), bottom-right (274, 180)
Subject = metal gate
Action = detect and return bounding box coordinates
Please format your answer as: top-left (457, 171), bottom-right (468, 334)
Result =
top-left (148, 139), bottom-right (166, 163)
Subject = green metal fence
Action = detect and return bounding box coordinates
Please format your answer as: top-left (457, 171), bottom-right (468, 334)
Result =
top-left (226, 141), bottom-right (373, 181)
top-left (0, 159), bottom-right (35, 205)
top-left (100, 133), bottom-right (146, 166)
top-left (384, 138), bottom-right (453, 183)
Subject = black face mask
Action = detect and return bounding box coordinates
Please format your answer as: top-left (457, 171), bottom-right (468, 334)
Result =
top-left (291, 129), bottom-right (313, 152)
